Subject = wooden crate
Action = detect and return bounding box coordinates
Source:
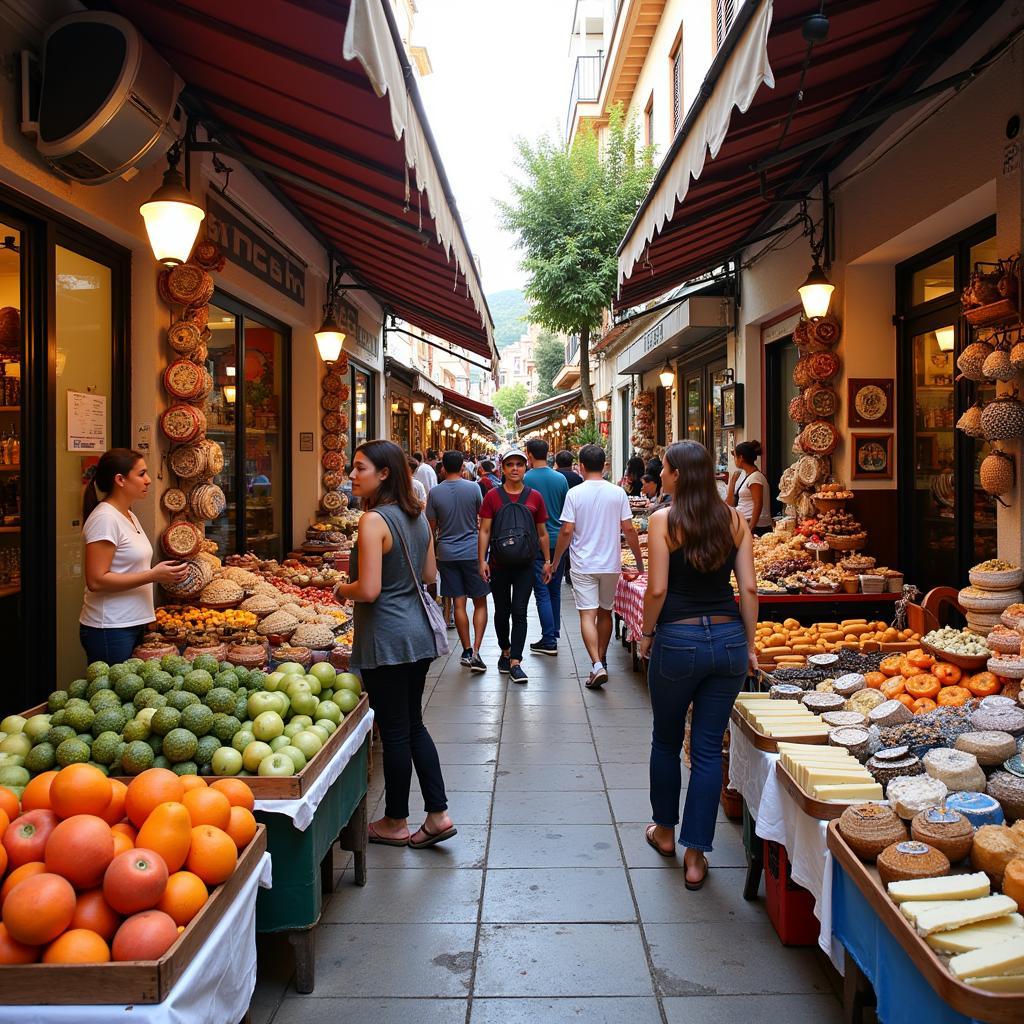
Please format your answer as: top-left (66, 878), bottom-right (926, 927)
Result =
top-left (0, 824), bottom-right (267, 1004)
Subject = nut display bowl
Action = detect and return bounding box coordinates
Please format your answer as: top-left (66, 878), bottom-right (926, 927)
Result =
top-left (919, 639), bottom-right (988, 671)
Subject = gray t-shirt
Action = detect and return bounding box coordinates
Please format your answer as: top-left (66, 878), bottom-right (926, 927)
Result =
top-left (426, 478), bottom-right (482, 562)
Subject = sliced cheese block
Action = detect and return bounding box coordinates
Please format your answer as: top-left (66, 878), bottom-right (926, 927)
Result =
top-left (914, 895), bottom-right (1019, 936)
top-left (963, 974), bottom-right (1024, 992)
top-left (949, 936), bottom-right (1024, 979)
top-left (888, 872), bottom-right (991, 904)
top-left (926, 915), bottom-right (1024, 953)
top-left (901, 900), bottom-right (955, 923)
top-left (815, 782), bottom-right (885, 801)
top-left (777, 743), bottom-right (851, 754)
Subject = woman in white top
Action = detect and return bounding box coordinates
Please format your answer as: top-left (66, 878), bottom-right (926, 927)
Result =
top-left (726, 440), bottom-right (773, 535)
top-left (80, 449), bottom-right (188, 665)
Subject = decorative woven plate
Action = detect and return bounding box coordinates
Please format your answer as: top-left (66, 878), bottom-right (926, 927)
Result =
top-left (191, 241), bottom-right (226, 273)
top-left (804, 384), bottom-right (838, 418)
top-left (322, 373), bottom-right (343, 394)
top-left (162, 488), bottom-right (188, 514)
top-left (788, 395), bottom-right (808, 423)
top-left (165, 264), bottom-right (215, 306)
top-left (793, 318), bottom-right (810, 349)
top-left (161, 520), bottom-right (203, 559)
top-left (203, 439), bottom-right (224, 477)
top-left (186, 304), bottom-right (209, 331)
top-left (169, 442), bottom-right (207, 479)
top-left (807, 351), bottom-right (840, 382)
top-left (167, 319), bottom-right (201, 355)
top-left (793, 357), bottom-right (812, 389)
top-left (322, 451), bottom-right (343, 471)
top-left (778, 465), bottom-right (799, 503)
top-left (796, 454), bottom-right (827, 486)
top-left (163, 359), bottom-right (206, 401)
top-left (338, 384), bottom-right (351, 401)
top-left (338, 412), bottom-right (350, 431)
top-left (323, 433), bottom-right (344, 451)
top-left (193, 368), bottom-right (214, 401)
top-left (334, 355), bottom-right (349, 375)
top-left (808, 313), bottom-right (841, 347)
top-left (162, 558), bottom-right (214, 598)
top-left (800, 420), bottom-right (839, 456)
top-left (189, 482), bottom-right (226, 520)
top-left (321, 393), bottom-right (342, 412)
top-left (322, 412), bottom-right (343, 432)
top-left (160, 403), bottom-right (206, 443)
top-left (321, 490), bottom-right (344, 512)
top-left (323, 470), bottom-right (343, 490)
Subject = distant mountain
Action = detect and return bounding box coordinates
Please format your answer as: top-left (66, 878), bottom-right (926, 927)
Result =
top-left (488, 289), bottom-right (529, 350)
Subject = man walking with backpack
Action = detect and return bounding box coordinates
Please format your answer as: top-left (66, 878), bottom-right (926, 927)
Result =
top-left (478, 447), bottom-right (552, 683)
top-left (524, 438), bottom-right (568, 657)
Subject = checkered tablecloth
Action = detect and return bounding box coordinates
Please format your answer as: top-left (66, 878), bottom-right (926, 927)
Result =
top-left (614, 572), bottom-right (647, 641)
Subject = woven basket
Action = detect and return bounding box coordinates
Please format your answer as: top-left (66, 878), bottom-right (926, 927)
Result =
top-left (227, 642), bottom-right (269, 668)
top-left (804, 384), bottom-right (838, 418)
top-left (164, 263), bottom-right (214, 306)
top-left (161, 558), bottom-right (213, 599)
top-left (813, 496), bottom-right (847, 512)
top-left (189, 483), bottom-right (226, 520)
top-left (985, 626), bottom-right (1023, 654)
top-left (969, 566), bottom-right (1024, 591)
top-left (183, 642), bottom-right (228, 663)
top-left (800, 420), bottom-right (839, 456)
top-left (960, 586), bottom-right (1022, 613)
top-left (807, 351), bottom-right (841, 383)
top-left (167, 319), bottom-right (202, 355)
top-left (796, 454), bottom-right (826, 487)
top-left (321, 490), bottom-right (344, 512)
top-left (161, 520), bottom-right (203, 559)
top-left (808, 313), bottom-right (841, 349)
top-left (163, 359), bottom-right (207, 401)
top-left (162, 488), bottom-right (188, 514)
top-left (837, 804), bottom-right (907, 861)
top-left (160, 403), bottom-right (206, 444)
top-left (169, 441), bottom-right (209, 479)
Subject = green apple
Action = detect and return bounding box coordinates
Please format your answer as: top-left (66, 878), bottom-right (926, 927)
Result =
top-left (277, 662), bottom-right (305, 677)
top-left (285, 679), bottom-right (311, 701)
top-left (290, 730), bottom-right (323, 760)
top-left (290, 715), bottom-right (313, 729)
top-left (1, 715), bottom-right (26, 735)
top-left (269, 692), bottom-right (290, 718)
top-left (252, 711), bottom-right (284, 741)
top-left (314, 717), bottom-right (338, 734)
top-left (23, 715), bottom-right (52, 742)
top-left (242, 740), bottom-right (274, 772)
top-left (335, 672), bottom-right (362, 696)
top-left (320, 688), bottom-right (334, 702)
top-left (212, 747), bottom-right (244, 776)
top-left (290, 691), bottom-right (319, 717)
top-left (302, 674), bottom-right (322, 696)
top-left (262, 671), bottom-right (287, 692)
top-left (335, 689), bottom-right (360, 714)
top-left (309, 724), bottom-right (331, 743)
top-left (257, 752), bottom-right (295, 777)
top-left (232, 729), bottom-right (255, 753)
top-left (0, 752), bottom-right (23, 765)
top-left (0, 734), bottom-right (32, 758)
top-left (283, 722), bottom-right (304, 739)
top-left (0, 765), bottom-right (30, 788)
top-left (247, 691), bottom-right (280, 719)
top-left (309, 662), bottom-right (336, 686)
top-left (269, 734), bottom-right (292, 752)
top-left (316, 701), bottom-right (342, 724)
top-left (277, 745), bottom-right (306, 772)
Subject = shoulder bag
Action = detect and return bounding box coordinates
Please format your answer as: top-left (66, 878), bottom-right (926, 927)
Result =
top-left (393, 516), bottom-right (451, 660)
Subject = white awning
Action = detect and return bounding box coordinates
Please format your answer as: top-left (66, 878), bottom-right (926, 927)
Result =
top-left (413, 374), bottom-right (443, 403)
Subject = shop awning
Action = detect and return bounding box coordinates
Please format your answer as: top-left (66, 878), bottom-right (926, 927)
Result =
top-left (616, 295), bottom-right (731, 376)
top-left (438, 386), bottom-right (496, 422)
top-left (616, 0), bottom-right (1004, 308)
top-left (98, 0), bottom-right (496, 362)
top-left (515, 388), bottom-right (582, 432)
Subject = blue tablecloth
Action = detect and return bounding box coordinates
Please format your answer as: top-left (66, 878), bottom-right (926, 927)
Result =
top-left (832, 863), bottom-right (984, 1024)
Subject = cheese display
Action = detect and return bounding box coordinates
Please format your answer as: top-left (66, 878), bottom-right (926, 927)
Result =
top-left (948, 935), bottom-right (1024, 980)
top-left (777, 743), bottom-right (883, 801)
top-left (947, 791), bottom-right (1006, 828)
top-left (887, 871), bottom-right (991, 903)
top-left (886, 775), bottom-right (949, 819)
top-left (732, 694), bottom-right (828, 738)
top-left (910, 808), bottom-right (975, 862)
top-left (913, 895), bottom-right (1018, 936)
top-left (877, 840), bottom-right (950, 886)
top-left (925, 915), bottom-right (1024, 953)
top-left (972, 825), bottom-right (1024, 886)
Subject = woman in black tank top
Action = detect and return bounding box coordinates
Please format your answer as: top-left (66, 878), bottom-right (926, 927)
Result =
top-left (637, 441), bottom-right (759, 889)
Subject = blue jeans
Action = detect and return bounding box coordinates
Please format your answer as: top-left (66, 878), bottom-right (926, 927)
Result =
top-left (648, 619), bottom-right (748, 852)
top-left (532, 554), bottom-right (563, 644)
top-left (79, 624), bottom-right (146, 666)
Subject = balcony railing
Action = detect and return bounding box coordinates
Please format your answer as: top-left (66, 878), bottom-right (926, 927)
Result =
top-left (565, 334), bottom-right (580, 364)
top-left (565, 54), bottom-right (604, 140)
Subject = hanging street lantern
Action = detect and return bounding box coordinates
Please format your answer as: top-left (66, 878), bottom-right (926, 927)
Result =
top-left (139, 146), bottom-right (205, 265)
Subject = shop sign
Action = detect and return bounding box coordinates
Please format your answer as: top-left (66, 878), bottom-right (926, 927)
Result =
top-left (205, 195), bottom-right (306, 305)
top-left (339, 297), bottom-right (380, 362)
top-left (642, 322), bottom-right (665, 353)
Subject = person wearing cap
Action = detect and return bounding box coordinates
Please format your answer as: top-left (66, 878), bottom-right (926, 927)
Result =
top-left (477, 447), bottom-right (551, 683)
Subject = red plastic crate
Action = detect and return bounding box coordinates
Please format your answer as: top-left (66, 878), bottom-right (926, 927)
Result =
top-left (763, 839), bottom-right (820, 946)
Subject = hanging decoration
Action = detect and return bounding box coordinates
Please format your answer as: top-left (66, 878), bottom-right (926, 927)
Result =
top-left (631, 389), bottom-right (655, 459)
top-left (320, 350), bottom-right (350, 512)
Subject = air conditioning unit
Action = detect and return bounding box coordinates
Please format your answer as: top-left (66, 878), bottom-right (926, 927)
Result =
top-left (31, 11), bottom-right (184, 184)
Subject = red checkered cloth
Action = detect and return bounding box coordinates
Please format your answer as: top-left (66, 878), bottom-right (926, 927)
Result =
top-left (614, 572), bottom-right (647, 641)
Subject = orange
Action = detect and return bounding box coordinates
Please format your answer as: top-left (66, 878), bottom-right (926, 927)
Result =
top-left (20, 771), bottom-right (57, 812)
top-left (178, 775), bottom-right (208, 793)
top-left (49, 764), bottom-right (112, 820)
top-left (100, 779), bottom-right (128, 827)
top-left (182, 788), bottom-right (231, 831)
top-left (125, 769), bottom-right (184, 829)
top-left (2, 872), bottom-right (76, 945)
top-left (0, 786), bottom-right (18, 820)
top-left (111, 822), bottom-right (138, 842)
top-left (112, 830), bottom-right (134, 857)
top-left (210, 779), bottom-right (254, 811)
top-left (45, 815), bottom-right (116, 889)
top-left (0, 807), bottom-right (10, 839)
top-left (103, 848), bottom-right (168, 915)
top-left (136, 802), bottom-right (192, 873)
top-left (185, 826), bottom-right (237, 886)
top-left (157, 871), bottom-right (208, 926)
top-left (112, 910), bottom-right (179, 961)
top-left (70, 888), bottom-right (122, 942)
top-left (225, 806), bottom-right (258, 851)
top-left (0, 922), bottom-right (37, 964)
top-left (43, 928), bottom-right (110, 964)
top-left (0, 862), bottom-right (46, 906)
top-left (0, 844), bottom-right (6, 878)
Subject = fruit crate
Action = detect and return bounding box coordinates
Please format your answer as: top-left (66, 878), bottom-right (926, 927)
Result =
top-left (763, 839), bottom-right (820, 946)
top-left (0, 824), bottom-right (267, 1004)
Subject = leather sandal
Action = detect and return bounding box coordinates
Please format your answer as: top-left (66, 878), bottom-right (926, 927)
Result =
top-left (684, 853), bottom-right (709, 891)
top-left (645, 824), bottom-right (675, 858)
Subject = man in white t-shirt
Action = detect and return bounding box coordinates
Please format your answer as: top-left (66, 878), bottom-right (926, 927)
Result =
top-left (412, 451), bottom-right (437, 497)
top-left (552, 444), bottom-right (645, 689)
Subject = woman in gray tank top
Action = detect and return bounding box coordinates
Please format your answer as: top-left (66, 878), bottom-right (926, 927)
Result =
top-left (334, 440), bottom-right (456, 849)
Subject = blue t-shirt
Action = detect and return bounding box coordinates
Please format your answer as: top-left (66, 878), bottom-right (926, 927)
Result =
top-left (524, 465), bottom-right (568, 548)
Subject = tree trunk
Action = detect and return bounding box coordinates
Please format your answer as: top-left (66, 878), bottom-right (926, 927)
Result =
top-left (577, 324), bottom-right (597, 423)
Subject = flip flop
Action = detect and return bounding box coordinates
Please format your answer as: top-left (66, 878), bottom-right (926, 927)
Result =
top-left (409, 824), bottom-right (458, 849)
top-left (368, 822), bottom-right (409, 847)
top-left (645, 824), bottom-right (675, 858)
top-left (684, 853), bottom-right (709, 891)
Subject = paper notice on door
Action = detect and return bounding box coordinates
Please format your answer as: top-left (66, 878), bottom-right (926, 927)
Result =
top-left (67, 390), bottom-right (107, 452)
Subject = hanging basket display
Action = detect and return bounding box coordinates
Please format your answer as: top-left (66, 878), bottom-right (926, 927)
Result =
top-left (982, 349), bottom-right (1016, 381)
top-left (163, 359), bottom-right (207, 401)
top-left (807, 351), bottom-right (841, 383)
top-left (322, 373), bottom-right (344, 394)
top-left (322, 433), bottom-right (345, 452)
top-left (797, 454), bottom-right (828, 487)
top-left (321, 490), bottom-right (344, 512)
top-left (322, 412), bottom-right (343, 432)
top-left (788, 395), bottom-right (808, 423)
top-left (793, 357), bottom-right (813, 389)
top-left (160, 403), bottom-right (206, 444)
top-left (957, 341), bottom-right (994, 382)
top-left (189, 482), bottom-right (227, 520)
top-left (161, 520), bottom-right (203, 560)
top-left (981, 395), bottom-right (1024, 441)
top-left (799, 420), bottom-right (840, 456)
top-left (163, 263), bottom-right (215, 307)
top-left (956, 403), bottom-right (985, 439)
top-left (162, 488), bottom-right (188, 515)
top-left (167, 319), bottom-right (201, 356)
top-left (803, 384), bottom-right (839, 418)
top-left (980, 450), bottom-right (1015, 502)
top-left (1010, 341), bottom-right (1024, 372)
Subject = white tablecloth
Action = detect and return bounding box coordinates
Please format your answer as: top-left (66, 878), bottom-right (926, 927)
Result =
top-left (254, 708), bottom-right (374, 830)
top-left (728, 721), bottom-right (843, 970)
top-left (0, 852), bottom-right (272, 1024)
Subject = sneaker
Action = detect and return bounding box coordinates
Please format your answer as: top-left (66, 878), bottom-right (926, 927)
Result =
top-left (509, 664), bottom-right (529, 683)
top-left (497, 655), bottom-right (511, 675)
top-left (447, 620), bottom-right (457, 631)
top-left (585, 666), bottom-right (608, 689)
top-left (459, 648), bottom-right (474, 667)
top-left (469, 653), bottom-right (487, 674)
top-left (529, 640), bottom-right (558, 656)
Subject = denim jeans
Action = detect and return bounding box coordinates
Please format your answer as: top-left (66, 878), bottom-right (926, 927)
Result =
top-left (532, 554), bottom-right (564, 644)
top-left (647, 618), bottom-right (748, 852)
top-left (79, 624), bottom-right (146, 666)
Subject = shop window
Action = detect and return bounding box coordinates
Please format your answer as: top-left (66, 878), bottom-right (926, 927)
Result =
top-left (765, 335), bottom-right (801, 511)
top-left (205, 297), bottom-right (290, 561)
top-left (390, 393), bottom-right (409, 453)
top-left (911, 256), bottom-right (954, 306)
top-left (655, 385), bottom-right (671, 446)
top-left (680, 350), bottom-right (729, 480)
top-left (644, 93), bottom-right (654, 148)
top-left (669, 28), bottom-right (684, 134)
top-left (353, 366), bottom-right (372, 450)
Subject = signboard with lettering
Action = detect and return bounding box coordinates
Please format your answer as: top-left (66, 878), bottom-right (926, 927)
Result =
top-left (339, 297), bottom-right (380, 362)
top-left (205, 195), bottom-right (306, 306)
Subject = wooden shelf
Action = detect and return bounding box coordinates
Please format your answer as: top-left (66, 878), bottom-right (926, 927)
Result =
top-left (0, 407), bottom-right (19, 413)
top-left (0, 526), bottom-right (20, 533)
top-left (0, 584), bottom-right (19, 599)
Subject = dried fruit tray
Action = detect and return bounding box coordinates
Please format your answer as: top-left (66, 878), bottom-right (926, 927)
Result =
top-left (0, 825), bottom-right (266, 1004)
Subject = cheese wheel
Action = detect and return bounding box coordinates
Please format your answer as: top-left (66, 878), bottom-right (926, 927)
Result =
top-left (1005, 858), bottom-right (1024, 912)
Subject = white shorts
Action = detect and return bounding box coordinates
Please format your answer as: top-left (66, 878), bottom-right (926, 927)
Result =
top-left (572, 572), bottom-right (619, 611)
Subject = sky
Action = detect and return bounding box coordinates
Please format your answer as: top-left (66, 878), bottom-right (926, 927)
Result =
top-left (414, 0), bottom-right (578, 295)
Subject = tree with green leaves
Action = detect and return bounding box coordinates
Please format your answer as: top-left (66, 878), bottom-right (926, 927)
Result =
top-left (533, 332), bottom-right (565, 400)
top-left (492, 383), bottom-right (529, 424)
top-left (498, 106), bottom-right (655, 418)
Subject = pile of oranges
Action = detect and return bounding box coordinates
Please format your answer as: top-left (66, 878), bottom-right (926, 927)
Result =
top-left (0, 764), bottom-right (258, 965)
top-left (865, 649), bottom-right (1007, 713)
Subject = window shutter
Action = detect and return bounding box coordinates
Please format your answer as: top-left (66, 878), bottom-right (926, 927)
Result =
top-left (716, 0), bottom-right (736, 50)
top-left (672, 48), bottom-right (682, 132)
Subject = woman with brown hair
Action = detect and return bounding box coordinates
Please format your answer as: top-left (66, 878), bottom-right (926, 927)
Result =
top-left (637, 440), bottom-right (759, 889)
top-left (334, 439), bottom-right (455, 849)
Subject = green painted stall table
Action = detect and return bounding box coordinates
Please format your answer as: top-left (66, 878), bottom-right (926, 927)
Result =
top-left (249, 695), bottom-right (373, 993)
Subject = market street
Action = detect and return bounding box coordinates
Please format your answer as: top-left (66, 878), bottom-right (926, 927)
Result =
top-left (251, 593), bottom-right (842, 1023)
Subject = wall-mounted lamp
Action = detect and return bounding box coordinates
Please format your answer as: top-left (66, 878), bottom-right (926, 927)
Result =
top-left (139, 144), bottom-right (205, 265)
top-left (935, 326), bottom-right (955, 352)
top-left (597, 398), bottom-right (608, 414)
top-left (658, 362), bottom-right (675, 388)
top-left (430, 407), bottom-right (442, 422)
top-left (315, 256), bottom-right (347, 362)
top-left (444, 417), bottom-right (453, 429)
top-left (797, 197), bottom-right (834, 319)
top-left (412, 400), bottom-right (425, 416)
top-left (578, 407), bottom-right (589, 420)
top-left (223, 384), bottom-right (236, 404)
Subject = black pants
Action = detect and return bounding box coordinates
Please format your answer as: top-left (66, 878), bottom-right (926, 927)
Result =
top-left (490, 562), bottom-right (534, 660)
top-left (362, 658), bottom-right (447, 820)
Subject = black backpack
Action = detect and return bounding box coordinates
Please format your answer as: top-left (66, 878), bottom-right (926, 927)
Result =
top-left (491, 486), bottom-right (539, 566)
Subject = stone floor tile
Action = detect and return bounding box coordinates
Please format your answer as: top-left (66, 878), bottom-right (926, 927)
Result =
top-left (312, 923), bottom-right (478, 996)
top-left (599, 762), bottom-right (652, 788)
top-left (273, 997), bottom-right (469, 1024)
top-left (617, 821), bottom-right (746, 869)
top-left (586, 708), bottom-right (654, 727)
top-left (629, 867), bottom-right (766, 924)
top-left (500, 705), bottom-right (590, 724)
top-left (474, 923), bottom-right (653, 996)
top-left (591, 725), bottom-right (654, 745)
top-left (367, 824), bottom-right (488, 869)
top-left (435, 742), bottom-right (499, 764)
top-left (594, 739), bottom-right (654, 763)
top-left (251, 933), bottom-right (292, 1024)
top-left (442, 790), bottom-right (493, 825)
top-left (431, 763), bottom-right (496, 791)
top-left (470, 998), bottom-right (662, 1024)
top-left (494, 764), bottom-right (604, 791)
top-left (482, 866), bottom-right (635, 923)
top-left (491, 789), bottom-right (611, 825)
top-left (662, 993), bottom-right (843, 1023)
top-left (607, 787), bottom-right (655, 822)
top-left (428, 691), bottom-right (506, 706)
top-left (497, 741), bottom-right (597, 765)
top-left (322, 868), bottom-right (483, 923)
top-left (486, 824), bottom-right (622, 868)
top-left (498, 721), bottom-right (593, 743)
top-left (426, 723), bottom-right (502, 744)
top-left (424, 706), bottom-right (504, 724)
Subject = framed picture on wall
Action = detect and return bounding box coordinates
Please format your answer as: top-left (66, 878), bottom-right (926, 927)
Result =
top-left (851, 433), bottom-right (893, 480)
top-left (721, 382), bottom-right (743, 428)
top-left (848, 378), bottom-right (894, 428)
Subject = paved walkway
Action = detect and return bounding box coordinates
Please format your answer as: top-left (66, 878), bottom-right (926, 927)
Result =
top-left (252, 593), bottom-right (843, 1023)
